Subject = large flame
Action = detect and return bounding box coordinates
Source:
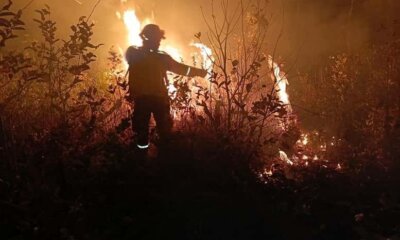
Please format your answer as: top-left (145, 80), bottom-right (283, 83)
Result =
top-left (116, 9), bottom-right (183, 61)
top-left (116, 9), bottom-right (153, 47)
top-left (117, 6), bottom-right (215, 74)
top-left (116, 7), bottom-right (213, 116)
top-left (122, 10), bottom-right (143, 47)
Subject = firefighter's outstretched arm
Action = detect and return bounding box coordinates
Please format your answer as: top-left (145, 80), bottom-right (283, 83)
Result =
top-left (167, 55), bottom-right (207, 78)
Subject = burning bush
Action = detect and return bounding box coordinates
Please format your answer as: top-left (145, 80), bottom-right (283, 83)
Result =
top-left (292, 38), bottom-right (400, 168)
top-left (166, 0), bottom-right (297, 169)
top-left (0, 0), bottom-right (297, 173)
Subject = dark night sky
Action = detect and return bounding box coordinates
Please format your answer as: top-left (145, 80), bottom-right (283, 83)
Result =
top-left (10, 0), bottom-right (400, 70)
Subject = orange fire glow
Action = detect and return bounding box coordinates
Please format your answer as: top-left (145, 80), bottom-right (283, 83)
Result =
top-left (117, 8), bottom-right (212, 68)
top-left (190, 42), bottom-right (214, 78)
top-left (116, 5), bottom-right (338, 173)
top-left (268, 56), bottom-right (292, 112)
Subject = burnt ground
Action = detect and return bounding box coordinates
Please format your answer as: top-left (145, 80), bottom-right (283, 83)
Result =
top-left (1, 138), bottom-right (400, 240)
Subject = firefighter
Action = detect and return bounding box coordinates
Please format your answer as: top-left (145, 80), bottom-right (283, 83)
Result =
top-left (125, 24), bottom-right (207, 150)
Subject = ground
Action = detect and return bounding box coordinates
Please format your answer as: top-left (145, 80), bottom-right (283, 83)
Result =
top-left (1, 137), bottom-right (400, 240)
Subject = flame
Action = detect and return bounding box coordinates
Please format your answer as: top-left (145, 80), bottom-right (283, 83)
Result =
top-left (162, 45), bottom-right (183, 61)
top-left (264, 169), bottom-right (273, 176)
top-left (122, 10), bottom-right (146, 47)
top-left (191, 42), bottom-right (214, 77)
top-left (114, 5), bottom-right (352, 176)
top-left (279, 150), bottom-right (293, 165)
top-left (116, 6), bottom-right (215, 123)
top-left (301, 134), bottom-right (309, 145)
top-left (268, 56), bottom-right (292, 112)
top-left (117, 8), bottom-right (211, 70)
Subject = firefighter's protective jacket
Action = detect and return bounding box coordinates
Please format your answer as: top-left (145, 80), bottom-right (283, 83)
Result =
top-left (126, 46), bottom-right (201, 98)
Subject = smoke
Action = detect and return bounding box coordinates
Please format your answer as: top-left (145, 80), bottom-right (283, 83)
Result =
top-left (9, 0), bottom-right (400, 68)
top-left (265, 0), bottom-right (400, 70)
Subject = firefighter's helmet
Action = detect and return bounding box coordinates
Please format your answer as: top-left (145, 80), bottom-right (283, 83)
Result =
top-left (140, 24), bottom-right (165, 41)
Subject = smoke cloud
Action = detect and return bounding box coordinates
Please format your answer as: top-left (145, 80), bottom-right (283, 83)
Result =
top-left (10, 0), bottom-right (400, 69)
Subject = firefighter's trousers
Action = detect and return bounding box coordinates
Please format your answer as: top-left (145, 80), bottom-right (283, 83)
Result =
top-left (132, 95), bottom-right (172, 147)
